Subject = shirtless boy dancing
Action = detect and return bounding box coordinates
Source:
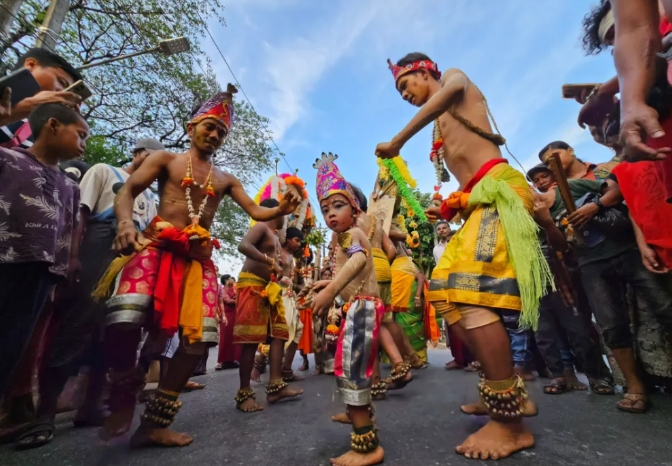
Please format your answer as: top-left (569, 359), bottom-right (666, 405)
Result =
top-left (376, 54), bottom-right (552, 460)
top-left (233, 198), bottom-right (304, 412)
top-left (93, 87), bottom-right (299, 447)
top-left (311, 153), bottom-right (385, 466)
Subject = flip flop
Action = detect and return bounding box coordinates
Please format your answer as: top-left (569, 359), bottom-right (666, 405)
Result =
top-left (589, 378), bottom-right (615, 395)
top-left (543, 378), bottom-right (567, 395)
top-left (15, 421), bottom-right (55, 451)
top-left (617, 393), bottom-right (650, 414)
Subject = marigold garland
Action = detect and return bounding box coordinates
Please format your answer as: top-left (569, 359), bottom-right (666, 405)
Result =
top-left (381, 158), bottom-right (427, 223)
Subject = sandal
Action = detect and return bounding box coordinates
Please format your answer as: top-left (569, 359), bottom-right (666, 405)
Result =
top-left (543, 378), bottom-right (567, 395)
top-left (15, 421), bottom-right (55, 451)
top-left (589, 378), bottom-right (615, 395)
top-left (464, 361), bottom-right (481, 372)
top-left (445, 360), bottom-right (462, 370)
top-left (183, 381), bottom-right (206, 392)
top-left (617, 393), bottom-right (650, 414)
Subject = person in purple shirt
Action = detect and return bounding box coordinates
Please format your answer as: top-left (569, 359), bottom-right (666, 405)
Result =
top-left (0, 103), bottom-right (88, 412)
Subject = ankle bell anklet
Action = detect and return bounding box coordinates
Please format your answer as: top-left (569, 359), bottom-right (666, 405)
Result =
top-left (350, 425), bottom-right (379, 453)
top-left (478, 376), bottom-right (528, 421)
top-left (235, 388), bottom-right (256, 406)
top-left (371, 379), bottom-right (387, 398)
top-left (390, 362), bottom-right (411, 381)
top-left (266, 379), bottom-right (288, 395)
top-left (141, 395), bottom-right (183, 427)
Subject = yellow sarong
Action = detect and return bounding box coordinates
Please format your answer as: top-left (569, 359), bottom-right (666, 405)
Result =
top-left (390, 256), bottom-right (416, 312)
top-left (427, 162), bottom-right (552, 330)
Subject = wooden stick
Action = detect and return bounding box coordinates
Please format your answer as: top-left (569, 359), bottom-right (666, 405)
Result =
top-left (546, 153), bottom-right (576, 214)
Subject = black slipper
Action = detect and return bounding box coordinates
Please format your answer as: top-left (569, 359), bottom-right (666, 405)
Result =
top-left (15, 421), bottom-right (55, 451)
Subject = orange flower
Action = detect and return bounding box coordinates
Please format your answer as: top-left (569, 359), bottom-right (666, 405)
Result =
top-left (181, 177), bottom-right (194, 187)
top-left (206, 185), bottom-right (215, 197)
top-left (326, 324), bottom-right (339, 334)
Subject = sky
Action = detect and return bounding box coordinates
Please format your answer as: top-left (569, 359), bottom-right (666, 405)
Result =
top-left (203, 0), bottom-right (617, 274)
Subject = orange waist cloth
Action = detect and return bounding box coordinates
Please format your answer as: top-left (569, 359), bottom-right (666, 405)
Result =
top-left (298, 308), bottom-right (314, 354)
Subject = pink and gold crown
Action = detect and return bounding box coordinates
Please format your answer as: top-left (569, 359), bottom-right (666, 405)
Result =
top-left (313, 152), bottom-right (360, 211)
top-left (190, 83), bottom-right (237, 132)
top-left (387, 58), bottom-right (441, 83)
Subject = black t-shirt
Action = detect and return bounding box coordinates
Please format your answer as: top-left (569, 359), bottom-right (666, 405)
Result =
top-left (0, 119), bottom-right (33, 149)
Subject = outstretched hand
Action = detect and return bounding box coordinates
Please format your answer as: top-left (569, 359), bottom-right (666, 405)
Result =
top-left (375, 140), bottom-right (402, 159)
top-left (424, 205), bottom-right (442, 223)
top-left (279, 190), bottom-right (301, 214)
top-left (620, 102), bottom-right (671, 162)
top-left (567, 203), bottom-right (599, 230)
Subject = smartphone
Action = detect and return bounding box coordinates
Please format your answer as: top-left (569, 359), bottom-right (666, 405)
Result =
top-left (0, 68), bottom-right (41, 106)
top-left (65, 80), bottom-right (93, 101)
top-left (561, 83), bottom-right (601, 99)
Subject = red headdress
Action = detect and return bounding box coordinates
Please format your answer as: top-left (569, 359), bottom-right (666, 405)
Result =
top-left (387, 58), bottom-right (441, 84)
top-left (190, 83), bottom-right (237, 132)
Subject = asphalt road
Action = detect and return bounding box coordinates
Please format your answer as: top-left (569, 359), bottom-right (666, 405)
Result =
top-left (2, 348), bottom-right (671, 466)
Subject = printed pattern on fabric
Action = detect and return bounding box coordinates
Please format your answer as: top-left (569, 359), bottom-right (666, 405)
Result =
top-left (105, 247), bottom-right (219, 343)
top-left (334, 297), bottom-right (385, 406)
top-left (233, 273), bottom-right (290, 344)
top-left (474, 206), bottom-right (499, 263)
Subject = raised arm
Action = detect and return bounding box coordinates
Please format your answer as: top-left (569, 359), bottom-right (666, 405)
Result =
top-left (228, 175), bottom-right (299, 221)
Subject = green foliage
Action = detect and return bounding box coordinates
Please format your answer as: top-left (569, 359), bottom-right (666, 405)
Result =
top-left (304, 229), bottom-right (327, 248)
top-left (2, 0), bottom-right (281, 257)
top-left (398, 190), bottom-right (436, 275)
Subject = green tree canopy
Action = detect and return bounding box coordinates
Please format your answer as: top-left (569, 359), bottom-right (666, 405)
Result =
top-left (1, 0), bottom-right (282, 258)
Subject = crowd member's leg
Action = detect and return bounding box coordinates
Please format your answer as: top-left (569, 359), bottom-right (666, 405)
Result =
top-left (380, 317), bottom-right (413, 390)
top-left (455, 307), bottom-right (535, 460)
top-left (129, 338), bottom-right (208, 448)
top-left (534, 292), bottom-right (568, 395)
top-left (0, 264), bottom-right (53, 403)
top-left (502, 313), bottom-right (535, 381)
top-left (581, 255), bottom-right (647, 413)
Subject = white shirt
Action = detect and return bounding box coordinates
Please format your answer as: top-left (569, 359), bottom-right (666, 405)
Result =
top-left (79, 163), bottom-right (156, 231)
top-left (433, 240), bottom-right (448, 264)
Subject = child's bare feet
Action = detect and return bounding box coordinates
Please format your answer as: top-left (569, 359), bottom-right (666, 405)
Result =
top-left (129, 426), bottom-right (193, 448)
top-left (330, 446), bottom-right (384, 466)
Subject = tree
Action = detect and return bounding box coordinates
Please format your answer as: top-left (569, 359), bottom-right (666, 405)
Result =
top-left (398, 190), bottom-right (436, 275)
top-left (1, 0), bottom-right (282, 257)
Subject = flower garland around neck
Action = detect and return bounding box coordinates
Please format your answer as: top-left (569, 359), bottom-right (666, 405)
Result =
top-left (181, 154), bottom-right (215, 224)
top-left (431, 120), bottom-right (450, 201)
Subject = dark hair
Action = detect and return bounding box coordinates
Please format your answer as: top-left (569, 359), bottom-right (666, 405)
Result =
top-left (581, 0), bottom-right (611, 56)
top-left (286, 226), bottom-right (304, 241)
top-left (436, 220), bottom-right (449, 228)
top-left (538, 141), bottom-right (571, 160)
top-left (14, 48), bottom-right (83, 82)
top-left (260, 198), bottom-right (280, 208)
top-left (60, 159), bottom-right (90, 183)
top-left (349, 184), bottom-right (368, 212)
top-left (396, 52), bottom-right (441, 80)
top-left (28, 103), bottom-right (84, 139)
top-left (220, 274), bottom-right (231, 285)
top-left (190, 100), bottom-right (202, 119)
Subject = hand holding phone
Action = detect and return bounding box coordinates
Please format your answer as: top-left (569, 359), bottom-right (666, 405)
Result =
top-left (561, 83), bottom-right (601, 103)
top-left (0, 88), bottom-right (10, 119)
top-left (65, 81), bottom-right (93, 101)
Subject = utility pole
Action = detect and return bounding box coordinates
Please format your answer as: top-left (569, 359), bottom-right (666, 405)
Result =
top-left (0, 0), bottom-right (26, 41)
top-left (34, 0), bottom-right (70, 51)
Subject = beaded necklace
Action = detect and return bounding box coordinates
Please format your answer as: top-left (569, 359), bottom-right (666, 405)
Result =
top-left (181, 154), bottom-right (215, 224)
top-left (431, 119), bottom-right (446, 196)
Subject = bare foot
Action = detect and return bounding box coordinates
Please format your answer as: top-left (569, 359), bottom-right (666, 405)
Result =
top-left (445, 360), bottom-right (462, 370)
top-left (129, 426), bottom-right (193, 448)
top-left (564, 370), bottom-right (588, 391)
top-left (282, 370), bottom-right (306, 382)
top-left (460, 399), bottom-right (538, 417)
top-left (237, 397), bottom-right (264, 413)
top-left (298, 362), bottom-right (309, 372)
top-left (456, 419), bottom-right (534, 460)
top-left (267, 386), bottom-right (304, 404)
top-left (331, 412), bottom-right (351, 424)
top-left (330, 446), bottom-right (384, 465)
top-left (514, 367), bottom-right (536, 381)
top-left (251, 368), bottom-right (262, 384)
top-left (313, 367), bottom-right (325, 376)
top-left (386, 370), bottom-right (413, 391)
top-left (100, 406), bottom-right (135, 440)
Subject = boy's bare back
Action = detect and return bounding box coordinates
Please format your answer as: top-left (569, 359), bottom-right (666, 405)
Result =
top-left (241, 223), bottom-right (280, 281)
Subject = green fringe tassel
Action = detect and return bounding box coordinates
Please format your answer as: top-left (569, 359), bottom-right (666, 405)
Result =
top-left (468, 176), bottom-right (554, 330)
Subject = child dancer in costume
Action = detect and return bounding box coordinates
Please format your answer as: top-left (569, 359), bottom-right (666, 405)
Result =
top-left (93, 87), bottom-right (300, 447)
top-left (376, 54), bottom-right (552, 460)
top-left (233, 198), bottom-right (304, 412)
top-left (311, 153), bottom-right (385, 466)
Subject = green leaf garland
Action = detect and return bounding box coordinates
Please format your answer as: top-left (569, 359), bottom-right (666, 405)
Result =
top-left (381, 159), bottom-right (428, 223)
